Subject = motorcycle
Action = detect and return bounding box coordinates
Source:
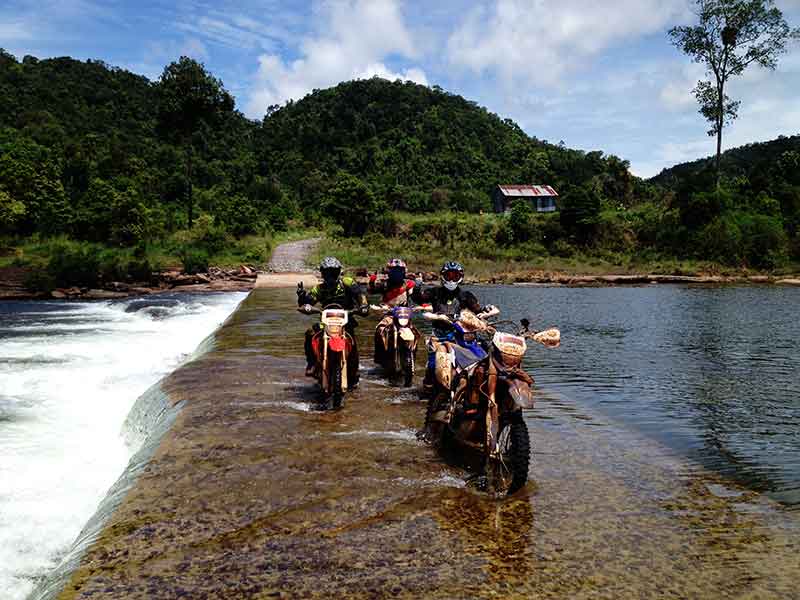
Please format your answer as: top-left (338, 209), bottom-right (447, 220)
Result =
top-left (371, 304), bottom-right (428, 386)
top-left (299, 303), bottom-right (358, 410)
top-left (422, 309), bottom-right (560, 496)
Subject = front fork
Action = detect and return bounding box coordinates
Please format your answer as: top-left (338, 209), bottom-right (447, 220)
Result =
top-left (321, 332), bottom-right (348, 393)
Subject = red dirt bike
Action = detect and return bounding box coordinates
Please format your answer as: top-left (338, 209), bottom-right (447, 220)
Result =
top-left (299, 304), bottom-right (358, 410)
top-left (371, 304), bottom-right (429, 387)
top-left (423, 309), bottom-right (560, 495)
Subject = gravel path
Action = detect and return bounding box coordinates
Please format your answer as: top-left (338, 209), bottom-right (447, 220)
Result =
top-left (267, 238), bottom-right (320, 273)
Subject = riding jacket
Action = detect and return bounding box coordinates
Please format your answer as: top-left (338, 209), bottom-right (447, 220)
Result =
top-left (298, 277), bottom-right (368, 312)
top-left (368, 275), bottom-right (416, 307)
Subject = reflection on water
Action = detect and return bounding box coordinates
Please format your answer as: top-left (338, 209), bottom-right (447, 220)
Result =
top-left (472, 285), bottom-right (800, 506)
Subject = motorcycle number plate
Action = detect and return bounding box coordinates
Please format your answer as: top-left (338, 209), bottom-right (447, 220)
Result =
top-left (328, 337), bottom-right (347, 352)
top-left (399, 328), bottom-right (416, 342)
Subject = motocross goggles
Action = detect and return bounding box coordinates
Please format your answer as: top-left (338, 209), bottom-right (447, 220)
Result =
top-left (442, 270), bottom-right (463, 282)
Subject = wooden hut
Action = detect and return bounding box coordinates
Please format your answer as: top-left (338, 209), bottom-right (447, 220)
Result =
top-left (492, 184), bottom-right (558, 213)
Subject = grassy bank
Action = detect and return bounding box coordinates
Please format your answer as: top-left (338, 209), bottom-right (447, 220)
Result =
top-left (0, 222), bottom-right (321, 292)
top-left (311, 211), bottom-right (800, 281)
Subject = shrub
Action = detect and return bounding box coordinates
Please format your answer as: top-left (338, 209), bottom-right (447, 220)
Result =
top-left (180, 247), bottom-right (209, 274)
top-left (736, 212), bottom-right (788, 269)
top-left (46, 240), bottom-right (102, 287)
top-left (550, 239), bottom-right (575, 258)
top-left (697, 216), bottom-right (742, 264)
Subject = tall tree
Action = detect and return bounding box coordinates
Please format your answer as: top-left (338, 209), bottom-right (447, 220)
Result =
top-left (669, 0), bottom-right (799, 186)
top-left (157, 57), bottom-right (234, 226)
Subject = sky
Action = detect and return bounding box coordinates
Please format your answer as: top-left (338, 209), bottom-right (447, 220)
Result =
top-left (2, 0), bottom-right (800, 177)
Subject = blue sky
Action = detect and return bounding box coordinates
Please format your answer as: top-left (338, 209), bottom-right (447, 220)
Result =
top-left (2, 0), bottom-right (799, 177)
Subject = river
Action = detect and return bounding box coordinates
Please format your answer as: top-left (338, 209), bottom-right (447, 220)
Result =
top-left (473, 284), bottom-right (800, 507)
top-left (0, 292), bottom-right (246, 600)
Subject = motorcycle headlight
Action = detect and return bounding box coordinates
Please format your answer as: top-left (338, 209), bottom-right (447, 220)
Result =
top-left (492, 332), bottom-right (526, 367)
top-left (397, 317), bottom-right (410, 326)
top-left (499, 351), bottom-right (522, 368)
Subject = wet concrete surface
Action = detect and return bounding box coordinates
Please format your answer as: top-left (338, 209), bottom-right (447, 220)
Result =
top-left (54, 288), bottom-right (800, 599)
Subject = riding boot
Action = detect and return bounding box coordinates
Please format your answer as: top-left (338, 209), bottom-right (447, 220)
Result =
top-left (304, 328), bottom-right (316, 376)
top-left (348, 340), bottom-right (360, 387)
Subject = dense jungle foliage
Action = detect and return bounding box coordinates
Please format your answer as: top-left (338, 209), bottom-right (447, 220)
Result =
top-left (0, 51), bottom-right (798, 287)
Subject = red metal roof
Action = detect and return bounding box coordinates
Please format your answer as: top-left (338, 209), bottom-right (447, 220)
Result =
top-left (496, 184), bottom-right (558, 197)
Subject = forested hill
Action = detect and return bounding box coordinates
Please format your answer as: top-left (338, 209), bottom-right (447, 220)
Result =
top-left (257, 78), bottom-right (637, 211)
top-left (0, 51), bottom-right (639, 239)
top-left (3, 52), bottom-right (798, 279)
top-left (651, 134), bottom-right (800, 190)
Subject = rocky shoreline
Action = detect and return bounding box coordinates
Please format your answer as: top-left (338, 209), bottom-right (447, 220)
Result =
top-left (0, 265), bottom-right (259, 301)
top-left (477, 273), bottom-right (800, 286)
top-left (3, 266), bottom-right (800, 302)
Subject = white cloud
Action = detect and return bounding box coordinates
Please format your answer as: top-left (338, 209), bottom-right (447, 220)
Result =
top-left (354, 63), bottom-right (429, 86)
top-left (245, 0), bottom-right (428, 118)
top-left (446, 0), bottom-right (691, 86)
top-left (659, 62), bottom-right (704, 111)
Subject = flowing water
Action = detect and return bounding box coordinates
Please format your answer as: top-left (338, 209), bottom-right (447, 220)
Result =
top-left (0, 292), bottom-right (246, 600)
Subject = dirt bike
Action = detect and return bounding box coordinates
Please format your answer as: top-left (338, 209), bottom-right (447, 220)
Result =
top-left (422, 309), bottom-right (560, 496)
top-left (372, 304), bottom-right (428, 387)
top-left (299, 303), bottom-right (358, 410)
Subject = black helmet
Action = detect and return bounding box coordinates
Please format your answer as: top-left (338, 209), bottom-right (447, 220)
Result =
top-left (319, 256), bottom-right (342, 286)
top-left (440, 261), bottom-right (464, 291)
top-left (386, 257), bottom-right (407, 284)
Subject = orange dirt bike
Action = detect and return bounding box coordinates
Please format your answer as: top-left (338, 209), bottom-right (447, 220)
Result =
top-left (422, 309), bottom-right (560, 495)
top-left (299, 303), bottom-right (358, 410)
top-left (371, 304), bottom-right (429, 387)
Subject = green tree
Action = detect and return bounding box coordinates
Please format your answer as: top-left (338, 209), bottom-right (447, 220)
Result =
top-left (321, 172), bottom-right (387, 237)
top-left (669, 0), bottom-right (800, 186)
top-left (0, 136), bottom-right (70, 234)
top-left (0, 188), bottom-right (25, 233)
top-left (157, 57), bottom-right (234, 227)
top-left (559, 185), bottom-right (601, 243)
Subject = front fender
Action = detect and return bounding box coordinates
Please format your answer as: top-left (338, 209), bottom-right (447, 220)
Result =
top-left (507, 379), bottom-right (534, 410)
top-left (328, 336), bottom-right (347, 352)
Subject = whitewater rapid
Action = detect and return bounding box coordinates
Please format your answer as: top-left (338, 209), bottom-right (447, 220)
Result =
top-left (0, 292), bottom-right (246, 600)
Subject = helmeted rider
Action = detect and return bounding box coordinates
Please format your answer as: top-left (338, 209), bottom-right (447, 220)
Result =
top-left (369, 258), bottom-right (417, 363)
top-left (368, 258), bottom-right (416, 306)
top-left (298, 256), bottom-right (369, 382)
top-left (412, 261), bottom-right (487, 393)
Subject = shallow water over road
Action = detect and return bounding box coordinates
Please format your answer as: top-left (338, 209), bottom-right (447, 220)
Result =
top-left (45, 287), bottom-right (800, 599)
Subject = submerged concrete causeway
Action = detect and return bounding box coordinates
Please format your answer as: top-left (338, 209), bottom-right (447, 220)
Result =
top-left (32, 286), bottom-right (800, 599)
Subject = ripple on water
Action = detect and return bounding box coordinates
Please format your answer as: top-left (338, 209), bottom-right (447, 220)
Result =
top-left (331, 428), bottom-right (419, 442)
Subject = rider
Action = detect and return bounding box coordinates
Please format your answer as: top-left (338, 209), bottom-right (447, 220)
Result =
top-left (368, 258), bottom-right (416, 363)
top-left (298, 256), bottom-right (369, 382)
top-left (412, 261), bottom-right (486, 394)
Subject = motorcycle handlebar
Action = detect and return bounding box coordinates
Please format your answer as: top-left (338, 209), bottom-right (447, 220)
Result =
top-left (371, 304), bottom-right (432, 312)
top-left (297, 305), bottom-right (362, 316)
